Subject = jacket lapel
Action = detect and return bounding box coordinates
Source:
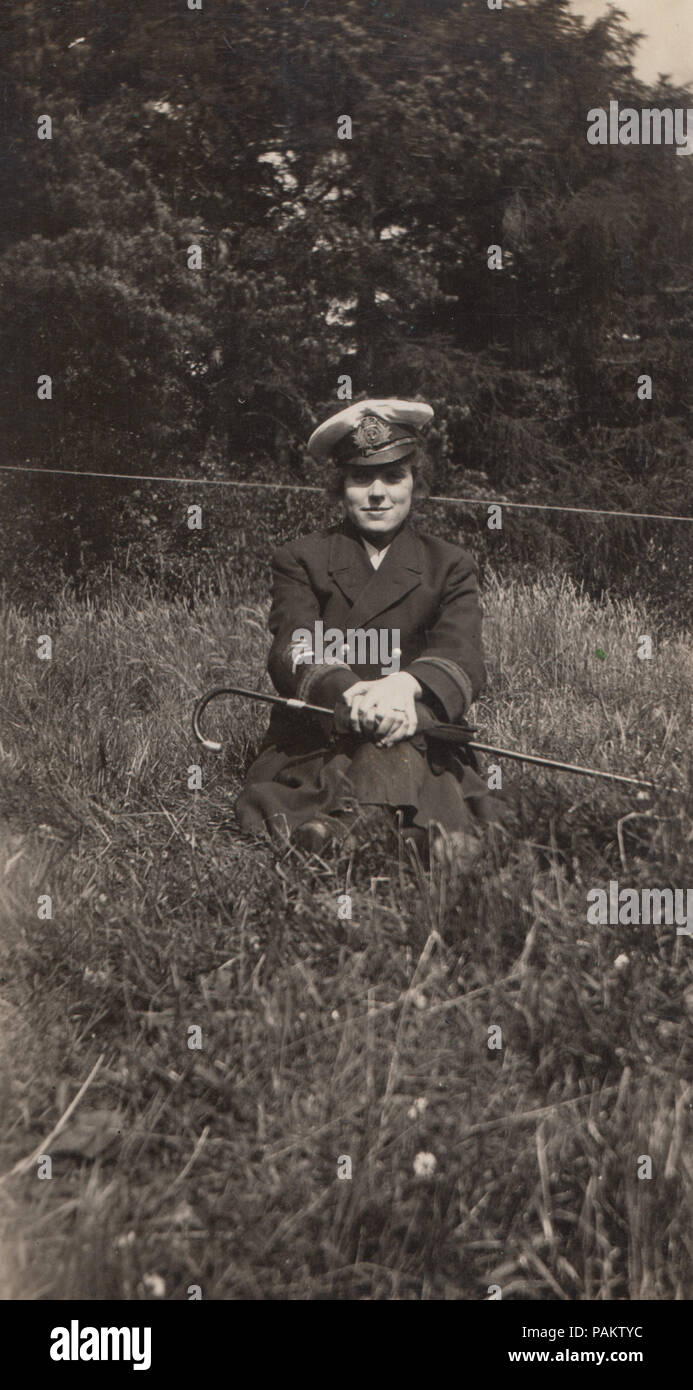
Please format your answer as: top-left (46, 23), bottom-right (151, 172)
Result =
top-left (327, 525), bottom-right (374, 608)
top-left (328, 521), bottom-right (423, 627)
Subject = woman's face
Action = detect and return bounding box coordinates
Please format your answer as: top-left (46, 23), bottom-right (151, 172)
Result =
top-left (342, 461), bottom-right (414, 541)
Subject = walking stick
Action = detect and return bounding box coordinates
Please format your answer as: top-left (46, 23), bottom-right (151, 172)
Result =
top-left (192, 684), bottom-right (660, 792)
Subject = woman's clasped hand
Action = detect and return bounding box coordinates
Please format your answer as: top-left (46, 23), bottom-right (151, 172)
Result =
top-left (341, 672), bottom-right (423, 747)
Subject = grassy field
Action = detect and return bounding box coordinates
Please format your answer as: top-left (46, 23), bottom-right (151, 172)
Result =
top-left (0, 567), bottom-right (691, 1301)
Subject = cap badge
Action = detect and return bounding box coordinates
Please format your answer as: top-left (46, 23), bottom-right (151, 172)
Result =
top-left (353, 415), bottom-right (391, 451)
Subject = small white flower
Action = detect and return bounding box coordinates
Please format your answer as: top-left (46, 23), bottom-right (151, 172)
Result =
top-left (115, 1231), bottom-right (136, 1250)
top-left (614, 953), bottom-right (630, 971)
top-left (331, 1009), bottom-right (340, 1021)
top-left (83, 967), bottom-right (108, 986)
top-left (142, 1273), bottom-right (166, 1298)
top-left (171, 1200), bottom-right (196, 1228)
top-left (407, 1097), bottom-right (428, 1120)
top-left (657, 1020), bottom-right (678, 1040)
top-left (411, 991), bottom-right (427, 1011)
top-left (413, 1151), bottom-right (437, 1178)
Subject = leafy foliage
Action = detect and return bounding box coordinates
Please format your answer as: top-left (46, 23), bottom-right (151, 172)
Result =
top-left (1, 0), bottom-right (691, 615)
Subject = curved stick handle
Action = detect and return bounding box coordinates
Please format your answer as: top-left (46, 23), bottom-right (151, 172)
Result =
top-left (192, 687), bottom-right (227, 751)
top-left (192, 684), bottom-right (333, 752)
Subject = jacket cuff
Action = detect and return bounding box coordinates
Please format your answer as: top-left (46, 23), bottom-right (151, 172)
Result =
top-left (297, 662), bottom-right (357, 707)
top-left (405, 658), bottom-right (473, 722)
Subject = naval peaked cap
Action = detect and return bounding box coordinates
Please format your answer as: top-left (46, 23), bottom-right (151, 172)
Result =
top-left (307, 398), bottom-right (434, 468)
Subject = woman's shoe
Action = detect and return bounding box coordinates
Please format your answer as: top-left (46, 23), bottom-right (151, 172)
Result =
top-left (292, 820), bottom-right (332, 854)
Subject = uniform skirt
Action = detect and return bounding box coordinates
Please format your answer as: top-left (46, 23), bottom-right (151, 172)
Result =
top-left (235, 718), bottom-right (499, 842)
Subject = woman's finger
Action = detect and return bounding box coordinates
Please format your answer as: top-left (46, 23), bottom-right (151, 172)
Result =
top-left (343, 682), bottom-right (371, 707)
top-left (378, 721), bottom-right (409, 748)
top-left (349, 699), bottom-right (366, 732)
top-left (373, 712), bottom-right (399, 739)
top-left (349, 696), bottom-right (375, 732)
top-left (377, 707), bottom-right (411, 740)
top-left (376, 706), bottom-right (416, 746)
top-left (356, 695), bottom-right (383, 730)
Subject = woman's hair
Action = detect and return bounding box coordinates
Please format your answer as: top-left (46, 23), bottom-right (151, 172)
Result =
top-left (325, 446), bottom-right (432, 502)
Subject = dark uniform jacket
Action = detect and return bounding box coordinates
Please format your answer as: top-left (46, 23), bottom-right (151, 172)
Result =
top-left (266, 517), bottom-right (486, 742)
top-left (235, 518), bottom-right (494, 836)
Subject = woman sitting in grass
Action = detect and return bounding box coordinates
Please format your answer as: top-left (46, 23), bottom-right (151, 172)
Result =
top-left (236, 397), bottom-right (499, 860)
